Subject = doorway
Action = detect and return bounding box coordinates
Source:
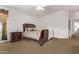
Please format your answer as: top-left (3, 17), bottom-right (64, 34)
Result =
top-left (71, 19), bottom-right (79, 39)
top-left (74, 22), bottom-right (79, 33)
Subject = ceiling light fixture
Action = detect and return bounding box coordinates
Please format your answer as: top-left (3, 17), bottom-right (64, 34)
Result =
top-left (36, 6), bottom-right (45, 11)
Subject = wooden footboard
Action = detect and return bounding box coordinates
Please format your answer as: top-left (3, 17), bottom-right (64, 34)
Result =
top-left (38, 29), bottom-right (49, 46)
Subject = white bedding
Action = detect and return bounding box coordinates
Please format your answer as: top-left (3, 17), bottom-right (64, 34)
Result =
top-left (23, 31), bottom-right (41, 40)
top-left (23, 29), bottom-right (54, 40)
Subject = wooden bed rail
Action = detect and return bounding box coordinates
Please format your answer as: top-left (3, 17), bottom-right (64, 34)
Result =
top-left (38, 29), bottom-right (49, 46)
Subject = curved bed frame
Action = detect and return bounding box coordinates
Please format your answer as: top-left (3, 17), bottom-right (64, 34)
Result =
top-left (23, 23), bottom-right (49, 46)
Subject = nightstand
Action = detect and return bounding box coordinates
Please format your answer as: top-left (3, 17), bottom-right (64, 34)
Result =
top-left (10, 32), bottom-right (22, 42)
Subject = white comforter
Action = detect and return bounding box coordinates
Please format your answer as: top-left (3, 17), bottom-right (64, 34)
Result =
top-left (23, 31), bottom-right (41, 40)
top-left (23, 29), bottom-right (54, 40)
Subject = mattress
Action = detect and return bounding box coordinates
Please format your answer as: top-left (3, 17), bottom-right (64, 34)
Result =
top-left (23, 31), bottom-right (41, 40)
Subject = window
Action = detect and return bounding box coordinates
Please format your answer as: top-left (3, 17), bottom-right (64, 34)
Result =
top-left (74, 22), bottom-right (79, 33)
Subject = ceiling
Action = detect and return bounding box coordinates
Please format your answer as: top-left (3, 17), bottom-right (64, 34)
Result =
top-left (3, 5), bottom-right (79, 18)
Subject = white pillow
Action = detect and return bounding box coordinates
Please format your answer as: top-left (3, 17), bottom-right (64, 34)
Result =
top-left (27, 28), bottom-right (33, 31)
top-left (25, 28), bottom-right (28, 32)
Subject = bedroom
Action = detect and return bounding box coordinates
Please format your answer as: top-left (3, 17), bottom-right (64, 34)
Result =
top-left (0, 5), bottom-right (79, 53)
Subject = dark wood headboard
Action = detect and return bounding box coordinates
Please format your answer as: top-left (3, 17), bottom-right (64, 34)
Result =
top-left (23, 23), bottom-right (36, 32)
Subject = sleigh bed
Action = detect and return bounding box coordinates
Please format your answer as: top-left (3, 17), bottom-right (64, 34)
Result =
top-left (23, 23), bottom-right (49, 46)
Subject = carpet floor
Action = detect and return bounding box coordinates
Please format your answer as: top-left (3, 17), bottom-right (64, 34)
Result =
top-left (0, 38), bottom-right (79, 54)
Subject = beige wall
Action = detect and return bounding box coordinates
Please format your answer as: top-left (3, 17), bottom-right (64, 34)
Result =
top-left (35, 11), bottom-right (69, 38)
